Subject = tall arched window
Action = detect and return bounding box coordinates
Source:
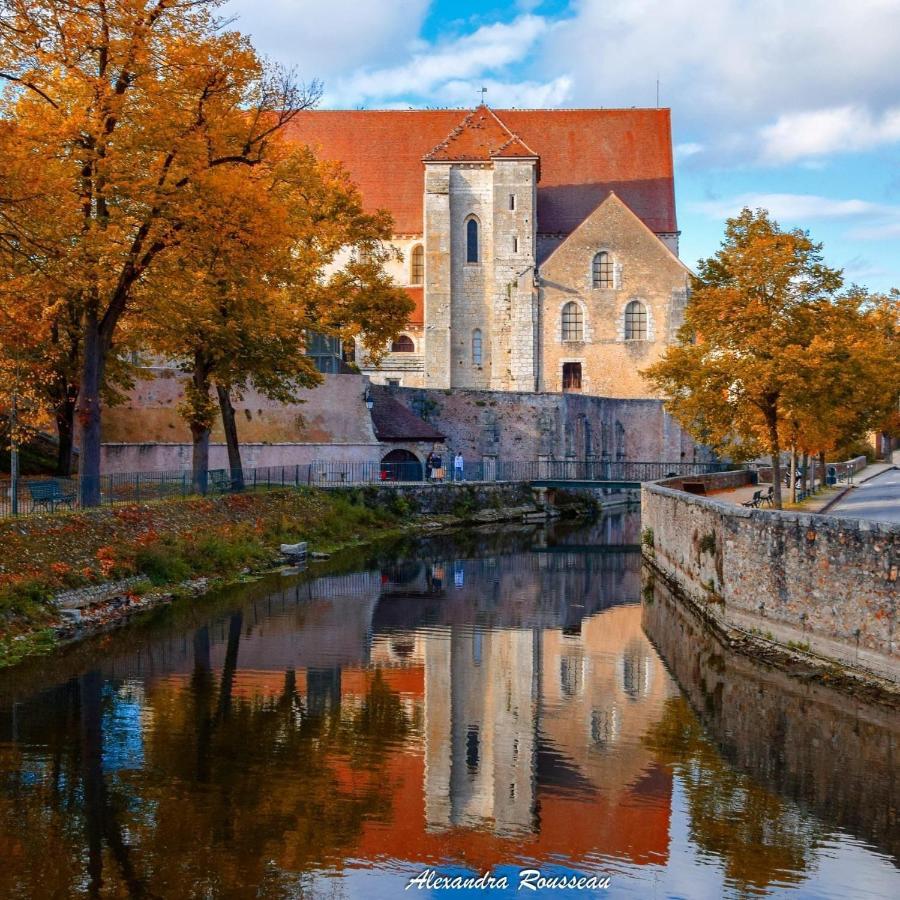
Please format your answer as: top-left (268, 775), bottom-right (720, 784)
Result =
top-left (391, 335), bottom-right (415, 353)
top-left (410, 244), bottom-right (424, 285)
top-left (466, 217), bottom-right (479, 264)
top-left (592, 251), bottom-right (612, 288)
top-left (472, 328), bottom-right (483, 366)
top-left (624, 301), bottom-right (648, 340)
top-left (561, 302), bottom-right (584, 341)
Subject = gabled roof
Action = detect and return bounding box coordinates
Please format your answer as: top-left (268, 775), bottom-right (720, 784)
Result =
top-left (423, 105), bottom-right (538, 164)
top-left (281, 108), bottom-right (676, 235)
top-left (541, 191), bottom-right (692, 274)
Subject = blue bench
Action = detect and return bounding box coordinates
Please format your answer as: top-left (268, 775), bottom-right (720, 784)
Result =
top-left (27, 479), bottom-right (76, 513)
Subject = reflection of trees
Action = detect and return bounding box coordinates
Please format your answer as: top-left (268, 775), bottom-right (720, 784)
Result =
top-left (0, 622), bottom-right (412, 896)
top-left (645, 696), bottom-right (821, 894)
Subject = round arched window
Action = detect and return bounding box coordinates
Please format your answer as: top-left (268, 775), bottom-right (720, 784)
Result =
top-left (624, 301), bottom-right (647, 340)
top-left (561, 302), bottom-right (584, 341)
top-left (391, 335), bottom-right (415, 353)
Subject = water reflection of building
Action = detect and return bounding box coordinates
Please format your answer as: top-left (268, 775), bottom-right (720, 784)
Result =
top-left (425, 628), bottom-right (538, 835)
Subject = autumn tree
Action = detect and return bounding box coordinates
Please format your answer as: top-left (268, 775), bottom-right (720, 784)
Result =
top-left (140, 146), bottom-right (412, 493)
top-left (644, 208), bottom-right (843, 507)
top-left (0, 0), bottom-right (319, 502)
top-left (782, 289), bottom-right (900, 486)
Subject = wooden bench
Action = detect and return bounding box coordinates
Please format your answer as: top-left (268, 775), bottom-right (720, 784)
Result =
top-left (742, 489), bottom-right (763, 508)
top-left (27, 479), bottom-right (76, 513)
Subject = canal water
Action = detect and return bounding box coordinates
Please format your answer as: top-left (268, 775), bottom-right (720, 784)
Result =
top-left (0, 513), bottom-right (897, 899)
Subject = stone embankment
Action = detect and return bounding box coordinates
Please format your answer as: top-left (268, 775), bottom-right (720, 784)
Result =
top-left (641, 470), bottom-right (899, 686)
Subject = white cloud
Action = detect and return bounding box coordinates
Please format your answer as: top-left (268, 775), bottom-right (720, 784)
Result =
top-left (223, 0), bottom-right (430, 79)
top-left (536, 0), bottom-right (900, 163)
top-left (759, 106), bottom-right (900, 164)
top-left (691, 192), bottom-right (894, 222)
top-left (675, 142), bottom-right (704, 159)
top-left (327, 15), bottom-right (549, 106)
top-left (437, 76), bottom-right (573, 108)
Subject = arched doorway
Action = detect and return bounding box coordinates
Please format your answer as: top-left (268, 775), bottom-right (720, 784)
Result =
top-left (380, 448), bottom-right (423, 482)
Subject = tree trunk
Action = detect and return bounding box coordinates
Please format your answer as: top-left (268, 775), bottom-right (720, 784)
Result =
top-left (188, 353), bottom-right (214, 495)
top-left (765, 407), bottom-right (783, 509)
top-left (819, 450), bottom-right (827, 490)
top-left (216, 384), bottom-right (244, 491)
top-left (54, 394), bottom-right (77, 477)
top-left (75, 313), bottom-right (103, 506)
top-left (191, 421), bottom-right (210, 495)
top-left (801, 452), bottom-right (809, 496)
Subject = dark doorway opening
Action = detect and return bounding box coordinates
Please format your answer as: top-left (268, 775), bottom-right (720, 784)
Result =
top-left (380, 449), bottom-right (423, 482)
top-left (562, 362), bottom-right (582, 392)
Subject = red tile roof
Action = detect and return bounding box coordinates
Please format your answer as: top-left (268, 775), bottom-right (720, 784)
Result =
top-left (423, 105), bottom-right (538, 163)
top-left (282, 108), bottom-right (676, 235)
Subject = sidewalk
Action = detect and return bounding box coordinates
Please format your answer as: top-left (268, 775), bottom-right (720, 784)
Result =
top-left (711, 458), bottom-right (898, 513)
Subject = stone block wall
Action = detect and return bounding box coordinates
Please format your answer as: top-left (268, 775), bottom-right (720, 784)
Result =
top-left (539, 193), bottom-right (690, 398)
top-left (642, 472), bottom-right (899, 678)
top-left (391, 386), bottom-right (702, 464)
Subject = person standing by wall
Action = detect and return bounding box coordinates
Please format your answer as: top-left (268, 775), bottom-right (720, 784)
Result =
top-left (454, 451), bottom-right (464, 482)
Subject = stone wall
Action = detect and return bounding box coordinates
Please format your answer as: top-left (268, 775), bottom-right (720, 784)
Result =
top-left (642, 472), bottom-right (899, 679)
top-left (391, 385), bottom-right (703, 464)
top-left (538, 193), bottom-right (690, 398)
top-left (642, 574), bottom-right (900, 862)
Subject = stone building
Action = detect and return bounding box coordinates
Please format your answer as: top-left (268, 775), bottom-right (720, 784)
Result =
top-left (284, 105), bottom-right (689, 398)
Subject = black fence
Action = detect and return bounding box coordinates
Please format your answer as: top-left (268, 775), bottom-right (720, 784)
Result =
top-left (0, 458), bottom-right (731, 520)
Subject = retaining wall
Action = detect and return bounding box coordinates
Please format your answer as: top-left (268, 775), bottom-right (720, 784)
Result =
top-left (641, 471), bottom-right (899, 681)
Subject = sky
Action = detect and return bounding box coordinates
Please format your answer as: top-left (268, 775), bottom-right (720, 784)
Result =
top-left (222, 0), bottom-right (900, 292)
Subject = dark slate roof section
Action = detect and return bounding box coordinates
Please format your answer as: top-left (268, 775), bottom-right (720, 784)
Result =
top-left (369, 385), bottom-right (445, 442)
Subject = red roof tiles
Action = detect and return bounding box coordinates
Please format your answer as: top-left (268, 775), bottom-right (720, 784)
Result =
top-left (281, 108), bottom-right (677, 236)
top-left (423, 105), bottom-right (538, 163)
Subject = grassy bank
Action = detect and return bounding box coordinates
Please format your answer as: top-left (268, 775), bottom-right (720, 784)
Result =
top-left (0, 482), bottom-right (557, 669)
top-left (0, 488), bottom-right (419, 667)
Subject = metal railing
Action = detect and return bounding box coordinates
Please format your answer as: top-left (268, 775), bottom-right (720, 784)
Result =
top-left (0, 458), bottom-right (730, 520)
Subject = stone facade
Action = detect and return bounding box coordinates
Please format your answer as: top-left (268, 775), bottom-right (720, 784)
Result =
top-left (641, 471), bottom-right (899, 679)
top-left (351, 106), bottom-right (684, 398)
top-left (539, 194), bottom-right (690, 396)
top-left (391, 385), bottom-right (704, 465)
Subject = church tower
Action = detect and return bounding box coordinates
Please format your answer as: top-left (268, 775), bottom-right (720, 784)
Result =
top-left (422, 106), bottom-right (539, 391)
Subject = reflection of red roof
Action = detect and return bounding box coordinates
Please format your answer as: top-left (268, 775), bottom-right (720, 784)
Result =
top-left (424, 105), bottom-right (538, 164)
top-left (282, 108), bottom-right (676, 235)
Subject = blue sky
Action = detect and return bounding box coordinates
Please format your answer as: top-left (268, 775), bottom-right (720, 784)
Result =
top-left (224, 0), bottom-right (900, 292)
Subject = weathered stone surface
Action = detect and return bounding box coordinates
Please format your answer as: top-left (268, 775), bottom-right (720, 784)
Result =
top-left (642, 472), bottom-right (899, 677)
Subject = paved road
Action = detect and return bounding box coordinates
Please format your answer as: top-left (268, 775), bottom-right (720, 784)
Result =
top-left (828, 468), bottom-right (900, 524)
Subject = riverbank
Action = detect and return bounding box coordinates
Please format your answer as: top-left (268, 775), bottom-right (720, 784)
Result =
top-left (0, 482), bottom-right (586, 669)
top-left (641, 470), bottom-right (899, 697)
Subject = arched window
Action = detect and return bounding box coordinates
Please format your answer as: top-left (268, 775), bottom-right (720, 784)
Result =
top-left (624, 301), bottom-right (648, 340)
top-left (472, 328), bottom-right (483, 366)
top-left (466, 217), bottom-right (479, 264)
top-left (561, 301), bottom-right (584, 341)
top-left (410, 244), bottom-right (424, 285)
top-left (592, 251), bottom-right (612, 288)
top-left (391, 335), bottom-right (415, 353)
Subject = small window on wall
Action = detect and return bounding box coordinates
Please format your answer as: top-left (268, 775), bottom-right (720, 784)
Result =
top-left (512, 236), bottom-right (518, 253)
top-left (592, 251), bottom-right (613, 288)
top-left (410, 244), bottom-right (424, 285)
top-left (466, 217), bottom-right (479, 263)
top-left (509, 194), bottom-right (516, 211)
top-left (472, 328), bottom-right (483, 366)
top-left (562, 362), bottom-right (582, 392)
top-left (561, 302), bottom-right (583, 341)
top-left (624, 301), bottom-right (648, 340)
top-left (391, 335), bottom-right (415, 353)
